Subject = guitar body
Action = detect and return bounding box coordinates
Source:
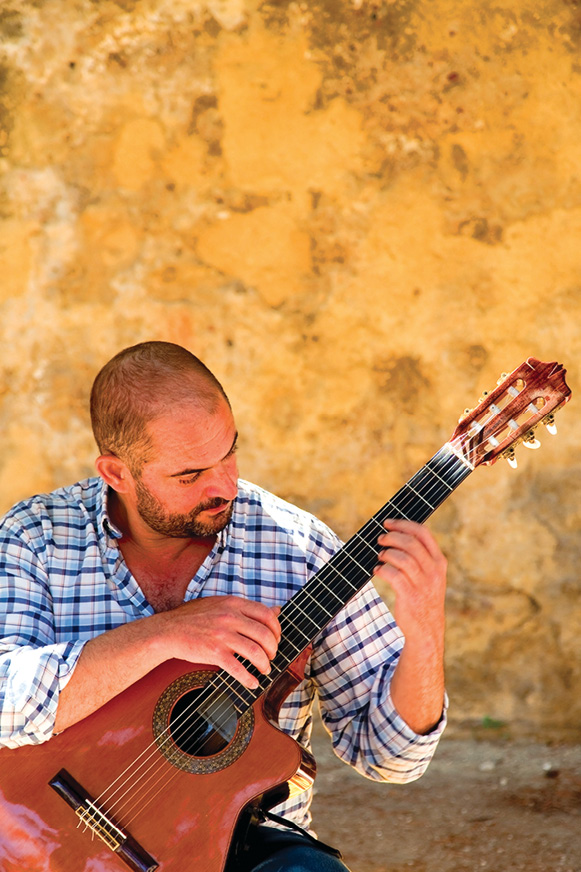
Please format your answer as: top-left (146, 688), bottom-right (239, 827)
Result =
top-left (0, 358), bottom-right (572, 872)
top-left (0, 657), bottom-right (315, 872)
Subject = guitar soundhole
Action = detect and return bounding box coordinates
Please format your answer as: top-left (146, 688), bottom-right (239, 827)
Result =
top-left (169, 687), bottom-right (237, 757)
top-left (153, 669), bottom-right (254, 774)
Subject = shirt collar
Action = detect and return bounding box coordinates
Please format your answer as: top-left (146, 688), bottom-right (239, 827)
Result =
top-left (97, 478), bottom-right (123, 541)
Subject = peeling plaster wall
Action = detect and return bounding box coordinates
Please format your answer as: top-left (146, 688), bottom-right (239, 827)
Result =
top-left (1, 0), bottom-right (580, 739)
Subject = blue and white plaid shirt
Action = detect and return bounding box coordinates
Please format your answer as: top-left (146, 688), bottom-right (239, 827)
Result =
top-left (0, 477), bottom-right (445, 829)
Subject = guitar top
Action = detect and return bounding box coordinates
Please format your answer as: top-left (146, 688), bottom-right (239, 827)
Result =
top-left (0, 357), bottom-right (572, 872)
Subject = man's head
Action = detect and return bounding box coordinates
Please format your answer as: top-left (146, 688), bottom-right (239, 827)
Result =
top-left (90, 341), bottom-right (230, 474)
top-left (91, 342), bottom-right (238, 538)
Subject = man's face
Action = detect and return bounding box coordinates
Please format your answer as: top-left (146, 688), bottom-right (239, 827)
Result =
top-left (129, 398), bottom-right (239, 539)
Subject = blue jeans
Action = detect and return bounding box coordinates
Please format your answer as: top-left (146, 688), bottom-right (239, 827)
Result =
top-left (230, 825), bottom-right (351, 872)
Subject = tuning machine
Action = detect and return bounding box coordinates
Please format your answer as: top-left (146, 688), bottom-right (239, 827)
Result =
top-left (502, 446), bottom-right (518, 469)
top-left (542, 413), bottom-right (557, 435)
top-left (522, 428), bottom-right (541, 450)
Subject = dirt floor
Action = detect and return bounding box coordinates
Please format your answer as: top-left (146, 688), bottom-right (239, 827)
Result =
top-left (310, 722), bottom-right (581, 872)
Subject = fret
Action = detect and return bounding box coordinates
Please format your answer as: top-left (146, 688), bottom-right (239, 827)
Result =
top-left (421, 461), bottom-right (453, 492)
top-left (426, 448), bottom-right (472, 489)
top-left (214, 445), bottom-right (474, 715)
top-left (306, 560), bottom-right (360, 606)
top-left (278, 609), bottom-right (322, 652)
top-left (352, 529), bottom-right (381, 561)
top-left (335, 543), bottom-right (378, 585)
top-left (283, 586), bottom-right (339, 633)
top-left (279, 614), bottom-right (312, 648)
top-left (403, 482), bottom-right (435, 510)
top-left (296, 583), bottom-right (335, 619)
top-left (301, 565), bottom-right (359, 606)
top-left (277, 633), bottom-right (306, 662)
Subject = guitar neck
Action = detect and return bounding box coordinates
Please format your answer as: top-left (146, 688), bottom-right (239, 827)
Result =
top-left (212, 443), bottom-right (473, 714)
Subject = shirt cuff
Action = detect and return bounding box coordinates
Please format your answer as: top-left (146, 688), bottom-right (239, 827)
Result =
top-left (1, 640), bottom-right (86, 747)
top-left (367, 687), bottom-right (448, 782)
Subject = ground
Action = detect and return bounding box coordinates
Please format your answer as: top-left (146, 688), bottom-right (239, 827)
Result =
top-left (310, 722), bottom-right (581, 872)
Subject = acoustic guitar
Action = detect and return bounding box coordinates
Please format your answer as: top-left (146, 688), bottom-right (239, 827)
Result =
top-left (0, 358), bottom-right (572, 872)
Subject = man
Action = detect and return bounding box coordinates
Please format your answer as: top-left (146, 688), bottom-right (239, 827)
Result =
top-left (0, 341), bottom-right (447, 871)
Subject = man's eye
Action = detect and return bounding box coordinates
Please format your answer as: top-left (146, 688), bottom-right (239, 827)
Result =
top-left (179, 473), bottom-right (201, 485)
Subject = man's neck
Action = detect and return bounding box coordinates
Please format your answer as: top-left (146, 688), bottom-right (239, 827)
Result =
top-left (106, 488), bottom-right (216, 560)
top-left (106, 488), bottom-right (217, 611)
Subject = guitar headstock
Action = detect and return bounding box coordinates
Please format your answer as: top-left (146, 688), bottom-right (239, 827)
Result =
top-left (450, 358), bottom-right (572, 469)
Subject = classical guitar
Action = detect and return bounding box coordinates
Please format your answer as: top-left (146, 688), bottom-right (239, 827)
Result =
top-left (0, 358), bottom-right (572, 872)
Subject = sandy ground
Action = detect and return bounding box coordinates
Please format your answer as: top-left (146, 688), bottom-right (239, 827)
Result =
top-left (310, 724), bottom-right (581, 872)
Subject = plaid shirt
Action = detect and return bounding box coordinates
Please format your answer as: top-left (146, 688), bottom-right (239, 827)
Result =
top-left (0, 477), bottom-right (445, 830)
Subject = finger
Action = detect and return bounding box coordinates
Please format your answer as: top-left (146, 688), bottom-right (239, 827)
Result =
top-left (378, 519), bottom-right (443, 562)
top-left (376, 537), bottom-right (446, 580)
top-left (175, 596), bottom-right (280, 675)
top-left (373, 550), bottom-right (422, 590)
top-left (210, 598), bottom-right (281, 658)
top-left (377, 544), bottom-right (421, 572)
top-left (206, 627), bottom-right (275, 688)
top-left (232, 633), bottom-right (273, 676)
top-left (376, 531), bottom-right (430, 581)
top-left (238, 598), bottom-right (282, 643)
top-left (220, 650), bottom-right (262, 689)
top-left (236, 615), bottom-right (280, 661)
top-left (377, 532), bottom-right (426, 565)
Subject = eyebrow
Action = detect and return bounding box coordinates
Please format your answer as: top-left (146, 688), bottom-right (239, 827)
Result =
top-left (169, 431), bottom-right (239, 478)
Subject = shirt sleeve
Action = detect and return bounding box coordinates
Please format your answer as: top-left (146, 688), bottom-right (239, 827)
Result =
top-left (0, 520), bottom-right (85, 748)
top-left (310, 580), bottom-right (447, 784)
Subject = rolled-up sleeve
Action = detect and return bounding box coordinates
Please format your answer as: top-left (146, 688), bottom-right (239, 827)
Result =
top-left (0, 524), bottom-right (85, 748)
top-left (311, 581), bottom-right (447, 783)
top-left (0, 641), bottom-right (84, 747)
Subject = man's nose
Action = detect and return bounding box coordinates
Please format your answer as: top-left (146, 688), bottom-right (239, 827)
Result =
top-left (206, 456), bottom-right (238, 500)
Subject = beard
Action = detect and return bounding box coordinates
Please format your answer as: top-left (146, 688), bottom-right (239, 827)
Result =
top-left (134, 479), bottom-right (234, 538)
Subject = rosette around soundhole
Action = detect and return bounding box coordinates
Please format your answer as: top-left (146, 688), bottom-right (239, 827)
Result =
top-left (152, 670), bottom-right (254, 774)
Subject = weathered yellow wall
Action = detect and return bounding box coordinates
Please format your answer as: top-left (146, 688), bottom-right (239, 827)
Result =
top-left (1, 0), bottom-right (580, 739)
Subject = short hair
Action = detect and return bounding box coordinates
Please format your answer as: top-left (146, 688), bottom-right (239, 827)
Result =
top-left (90, 341), bottom-right (229, 472)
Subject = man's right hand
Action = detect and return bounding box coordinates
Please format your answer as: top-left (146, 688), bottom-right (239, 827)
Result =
top-left (54, 595), bottom-right (281, 734)
top-left (158, 596), bottom-right (281, 689)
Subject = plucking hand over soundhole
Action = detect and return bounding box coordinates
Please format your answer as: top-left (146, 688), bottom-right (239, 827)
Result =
top-left (152, 669), bottom-right (255, 774)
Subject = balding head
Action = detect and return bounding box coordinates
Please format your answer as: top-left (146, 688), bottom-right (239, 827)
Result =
top-left (90, 341), bottom-right (229, 473)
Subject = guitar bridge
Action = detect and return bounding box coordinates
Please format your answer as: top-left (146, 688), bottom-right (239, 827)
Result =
top-left (49, 769), bottom-right (159, 872)
top-left (76, 798), bottom-right (126, 851)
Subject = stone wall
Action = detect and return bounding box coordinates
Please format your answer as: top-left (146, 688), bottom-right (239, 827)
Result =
top-left (1, 0), bottom-right (580, 739)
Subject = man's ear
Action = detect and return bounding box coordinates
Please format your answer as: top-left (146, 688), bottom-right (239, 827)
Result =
top-left (95, 454), bottom-right (132, 493)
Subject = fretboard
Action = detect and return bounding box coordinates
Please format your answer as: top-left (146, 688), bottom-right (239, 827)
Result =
top-left (212, 443), bottom-right (472, 713)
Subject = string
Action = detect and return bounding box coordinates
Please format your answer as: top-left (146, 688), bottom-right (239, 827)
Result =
top-left (89, 438), bottom-right (475, 833)
top-left (88, 440), bottom-right (471, 835)
top-left (106, 387), bottom-right (560, 829)
top-left (88, 456), bottom-right (460, 832)
top-left (86, 419), bottom-right (503, 833)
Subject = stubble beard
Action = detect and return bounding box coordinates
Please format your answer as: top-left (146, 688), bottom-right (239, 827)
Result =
top-left (134, 479), bottom-right (234, 538)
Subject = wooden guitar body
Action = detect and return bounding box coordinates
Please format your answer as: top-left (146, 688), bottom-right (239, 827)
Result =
top-left (0, 656), bottom-right (315, 872)
top-left (0, 358), bottom-right (572, 872)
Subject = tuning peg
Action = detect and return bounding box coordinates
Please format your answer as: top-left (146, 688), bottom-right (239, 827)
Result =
top-left (496, 372), bottom-right (508, 385)
top-left (543, 413), bottom-right (557, 435)
top-left (478, 390), bottom-right (490, 404)
top-left (522, 429), bottom-right (541, 449)
top-left (503, 446), bottom-right (518, 469)
top-left (458, 407), bottom-right (473, 422)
